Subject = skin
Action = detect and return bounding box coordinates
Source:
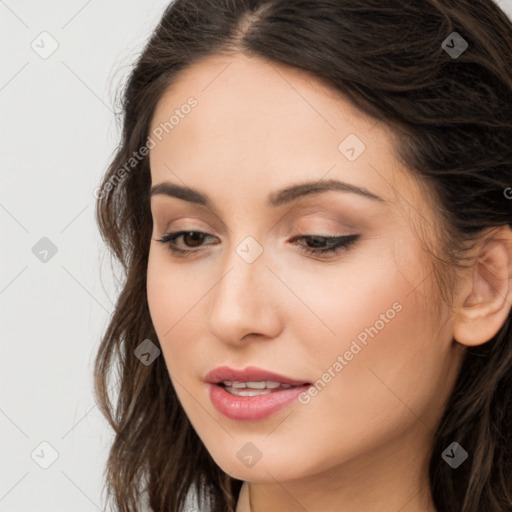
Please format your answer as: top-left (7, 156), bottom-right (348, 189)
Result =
top-left (146, 53), bottom-right (512, 512)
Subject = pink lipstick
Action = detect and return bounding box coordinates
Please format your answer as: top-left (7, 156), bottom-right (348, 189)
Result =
top-left (204, 366), bottom-right (311, 421)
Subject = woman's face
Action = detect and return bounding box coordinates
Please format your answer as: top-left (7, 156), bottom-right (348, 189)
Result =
top-left (146, 53), bottom-right (464, 484)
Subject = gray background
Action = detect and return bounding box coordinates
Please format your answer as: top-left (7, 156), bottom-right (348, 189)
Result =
top-left (1, 1), bottom-right (511, 510)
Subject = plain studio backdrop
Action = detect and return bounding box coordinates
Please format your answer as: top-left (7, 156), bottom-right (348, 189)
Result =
top-left (1, 1), bottom-right (512, 511)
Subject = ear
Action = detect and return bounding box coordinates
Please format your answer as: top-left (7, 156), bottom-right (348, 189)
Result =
top-left (452, 226), bottom-right (512, 346)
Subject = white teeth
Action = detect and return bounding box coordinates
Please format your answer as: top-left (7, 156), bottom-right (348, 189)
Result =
top-left (245, 381), bottom-right (267, 389)
top-left (227, 388), bottom-right (273, 396)
top-left (221, 380), bottom-right (298, 395)
top-left (221, 380), bottom-right (288, 389)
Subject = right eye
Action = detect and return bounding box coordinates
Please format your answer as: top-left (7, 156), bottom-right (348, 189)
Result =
top-left (155, 230), bottom-right (218, 256)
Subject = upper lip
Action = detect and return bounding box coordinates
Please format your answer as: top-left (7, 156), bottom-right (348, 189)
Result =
top-left (204, 365), bottom-right (310, 386)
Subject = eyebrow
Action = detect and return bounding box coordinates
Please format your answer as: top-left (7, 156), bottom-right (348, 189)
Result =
top-left (150, 179), bottom-right (386, 208)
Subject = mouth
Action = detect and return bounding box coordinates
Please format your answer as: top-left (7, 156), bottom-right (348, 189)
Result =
top-left (204, 366), bottom-right (312, 421)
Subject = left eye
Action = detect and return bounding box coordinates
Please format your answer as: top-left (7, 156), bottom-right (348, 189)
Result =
top-left (292, 234), bottom-right (360, 255)
top-left (155, 231), bottom-right (360, 257)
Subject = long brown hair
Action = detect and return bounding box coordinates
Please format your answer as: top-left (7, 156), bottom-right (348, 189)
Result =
top-left (93, 1), bottom-right (512, 510)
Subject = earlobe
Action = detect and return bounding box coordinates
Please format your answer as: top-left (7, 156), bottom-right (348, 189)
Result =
top-left (452, 230), bottom-right (512, 347)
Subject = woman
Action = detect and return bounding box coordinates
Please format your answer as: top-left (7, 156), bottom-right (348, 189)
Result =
top-left (93, 1), bottom-right (512, 511)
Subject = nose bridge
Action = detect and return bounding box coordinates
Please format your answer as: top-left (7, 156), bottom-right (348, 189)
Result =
top-left (207, 233), bottom-right (280, 342)
top-left (214, 234), bottom-right (268, 313)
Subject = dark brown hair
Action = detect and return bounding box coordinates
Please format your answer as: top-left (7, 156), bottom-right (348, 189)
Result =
top-left (94, 1), bottom-right (512, 510)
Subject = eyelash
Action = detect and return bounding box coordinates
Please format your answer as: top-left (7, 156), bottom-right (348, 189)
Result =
top-left (155, 230), bottom-right (360, 257)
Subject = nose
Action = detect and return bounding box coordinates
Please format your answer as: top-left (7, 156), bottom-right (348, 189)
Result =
top-left (207, 240), bottom-right (282, 346)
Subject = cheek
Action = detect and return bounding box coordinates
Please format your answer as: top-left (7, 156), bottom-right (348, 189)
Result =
top-left (291, 259), bottom-right (444, 443)
top-left (146, 249), bottom-right (201, 326)
top-left (146, 250), bottom-right (212, 384)
top-left (147, 253), bottom-right (188, 358)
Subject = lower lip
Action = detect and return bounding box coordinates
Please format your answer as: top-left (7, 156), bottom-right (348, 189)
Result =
top-left (208, 383), bottom-right (311, 421)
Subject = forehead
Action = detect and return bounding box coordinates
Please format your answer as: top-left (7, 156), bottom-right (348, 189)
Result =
top-left (148, 53), bottom-right (421, 216)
